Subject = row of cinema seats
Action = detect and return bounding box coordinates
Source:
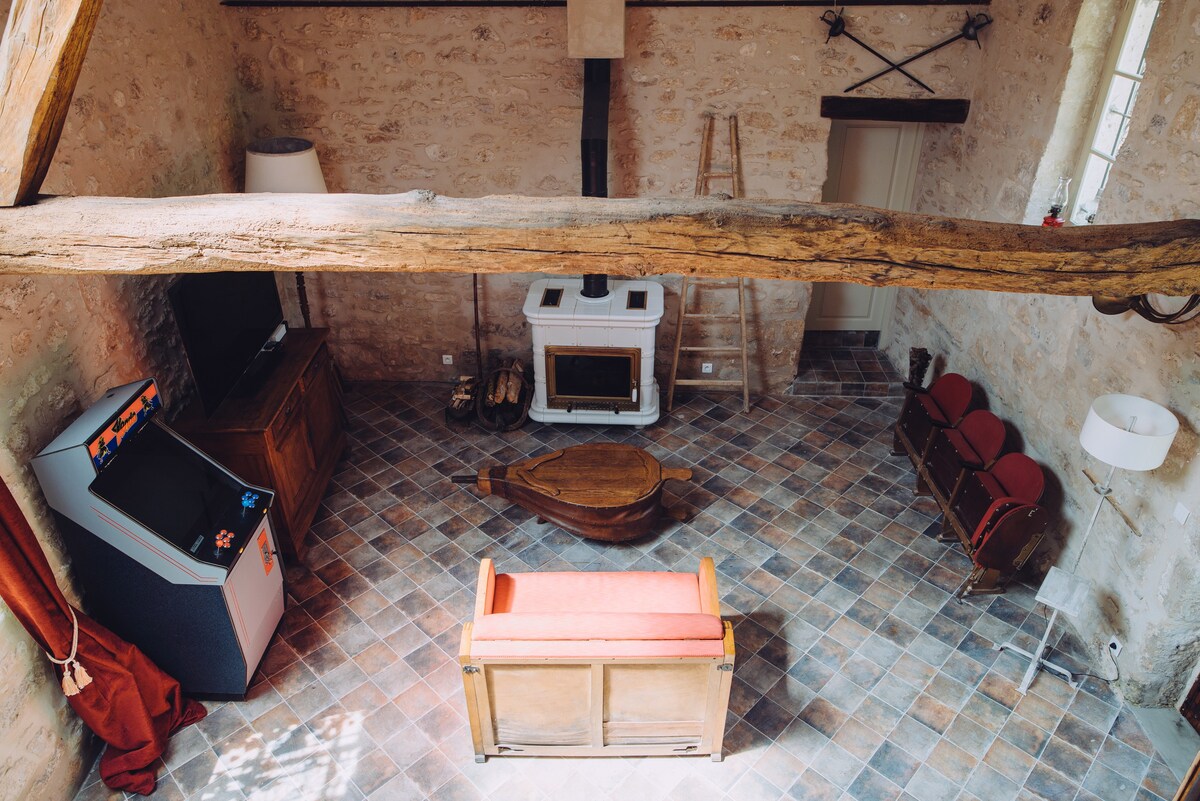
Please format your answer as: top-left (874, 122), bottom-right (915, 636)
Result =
top-left (892, 371), bottom-right (1051, 600)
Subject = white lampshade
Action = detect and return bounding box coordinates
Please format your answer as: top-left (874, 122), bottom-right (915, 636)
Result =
top-left (1079, 394), bottom-right (1178, 471)
top-left (245, 137), bottom-right (327, 194)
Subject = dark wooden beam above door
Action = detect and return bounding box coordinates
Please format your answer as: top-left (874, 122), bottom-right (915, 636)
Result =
top-left (821, 97), bottom-right (971, 124)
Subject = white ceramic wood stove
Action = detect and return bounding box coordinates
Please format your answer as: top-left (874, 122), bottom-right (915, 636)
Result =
top-left (523, 277), bottom-right (663, 426)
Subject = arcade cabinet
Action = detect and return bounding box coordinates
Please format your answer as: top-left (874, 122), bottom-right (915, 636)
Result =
top-left (32, 379), bottom-right (285, 699)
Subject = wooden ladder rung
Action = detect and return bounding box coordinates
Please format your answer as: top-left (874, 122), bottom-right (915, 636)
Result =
top-left (668, 112), bottom-right (750, 415)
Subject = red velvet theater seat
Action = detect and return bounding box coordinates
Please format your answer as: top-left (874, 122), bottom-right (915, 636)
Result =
top-left (893, 372), bottom-right (972, 475)
top-left (918, 409), bottom-right (1006, 504)
top-left (945, 452), bottom-right (1045, 545)
top-left (953, 503), bottom-right (1051, 599)
top-left (941, 453), bottom-right (1050, 598)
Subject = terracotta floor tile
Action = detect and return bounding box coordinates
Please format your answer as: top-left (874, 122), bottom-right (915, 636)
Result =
top-left (984, 735), bottom-right (1036, 785)
top-left (925, 738), bottom-right (977, 783)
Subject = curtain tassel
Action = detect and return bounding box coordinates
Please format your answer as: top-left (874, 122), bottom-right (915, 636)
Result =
top-left (73, 660), bottom-right (93, 690)
top-left (47, 608), bottom-right (92, 698)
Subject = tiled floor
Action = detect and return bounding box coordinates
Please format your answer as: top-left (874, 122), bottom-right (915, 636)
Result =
top-left (75, 385), bottom-right (1180, 801)
top-left (791, 337), bottom-right (904, 398)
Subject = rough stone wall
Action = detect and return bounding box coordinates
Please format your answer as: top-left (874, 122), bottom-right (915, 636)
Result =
top-left (911, 0), bottom-right (1084, 223)
top-left (230, 5), bottom-right (980, 391)
top-left (231, 6), bottom-right (977, 195)
top-left (306, 272), bottom-right (808, 394)
top-left (0, 1), bottom-right (244, 798)
top-left (41, 0), bottom-right (247, 196)
top-left (885, 0), bottom-right (1200, 707)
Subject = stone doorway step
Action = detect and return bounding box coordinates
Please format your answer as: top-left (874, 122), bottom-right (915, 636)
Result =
top-left (790, 330), bottom-right (904, 397)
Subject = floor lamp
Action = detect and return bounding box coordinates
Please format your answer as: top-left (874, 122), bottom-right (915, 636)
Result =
top-left (1000, 394), bottom-right (1178, 694)
top-left (245, 137), bottom-right (328, 328)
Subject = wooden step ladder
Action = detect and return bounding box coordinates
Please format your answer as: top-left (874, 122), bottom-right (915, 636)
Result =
top-left (666, 113), bottom-right (750, 413)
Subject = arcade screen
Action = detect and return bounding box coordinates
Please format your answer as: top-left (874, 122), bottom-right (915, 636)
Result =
top-left (90, 421), bottom-right (255, 567)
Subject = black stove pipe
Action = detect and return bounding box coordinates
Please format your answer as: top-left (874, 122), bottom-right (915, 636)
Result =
top-left (580, 58), bottom-right (611, 299)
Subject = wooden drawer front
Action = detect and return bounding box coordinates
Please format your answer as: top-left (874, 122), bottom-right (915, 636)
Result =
top-left (304, 359), bottom-right (342, 463)
top-left (272, 429), bottom-right (314, 521)
top-left (302, 344), bottom-right (332, 392)
top-left (270, 383), bottom-right (305, 441)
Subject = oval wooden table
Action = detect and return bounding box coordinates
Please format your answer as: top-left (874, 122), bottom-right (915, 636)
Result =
top-left (453, 443), bottom-right (693, 543)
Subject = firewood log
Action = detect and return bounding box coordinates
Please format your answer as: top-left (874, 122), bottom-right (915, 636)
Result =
top-left (493, 358), bottom-right (513, 405)
top-left (505, 359), bottom-right (524, 404)
top-left (449, 375), bottom-right (476, 409)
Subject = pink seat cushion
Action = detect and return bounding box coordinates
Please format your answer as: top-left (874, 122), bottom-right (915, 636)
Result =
top-left (472, 612), bottom-right (723, 641)
top-left (470, 639), bottom-right (726, 659)
top-left (492, 571), bottom-right (703, 615)
top-left (472, 571), bottom-right (724, 657)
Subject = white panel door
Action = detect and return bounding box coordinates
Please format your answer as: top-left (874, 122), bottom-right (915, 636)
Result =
top-left (806, 121), bottom-right (923, 336)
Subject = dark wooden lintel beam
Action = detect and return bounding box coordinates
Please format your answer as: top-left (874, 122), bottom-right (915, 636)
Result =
top-left (821, 97), bottom-right (971, 124)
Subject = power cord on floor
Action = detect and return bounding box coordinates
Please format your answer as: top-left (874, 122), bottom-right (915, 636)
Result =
top-left (1033, 602), bottom-right (1120, 684)
top-left (1069, 643), bottom-right (1120, 684)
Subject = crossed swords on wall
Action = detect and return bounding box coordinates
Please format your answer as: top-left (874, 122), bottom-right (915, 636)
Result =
top-left (822, 10), bottom-right (993, 94)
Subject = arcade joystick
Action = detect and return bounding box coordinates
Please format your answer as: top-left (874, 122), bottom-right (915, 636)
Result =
top-left (240, 492), bottom-right (260, 515)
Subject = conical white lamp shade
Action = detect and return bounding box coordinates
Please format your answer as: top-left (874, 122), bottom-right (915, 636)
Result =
top-left (245, 137), bottom-right (327, 194)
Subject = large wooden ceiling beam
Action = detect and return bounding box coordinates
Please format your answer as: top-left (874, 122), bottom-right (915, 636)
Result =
top-left (0, 0), bottom-right (103, 207)
top-left (0, 192), bottom-right (1197, 296)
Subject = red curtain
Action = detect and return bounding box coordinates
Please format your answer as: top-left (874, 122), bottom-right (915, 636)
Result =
top-left (0, 477), bottom-right (206, 795)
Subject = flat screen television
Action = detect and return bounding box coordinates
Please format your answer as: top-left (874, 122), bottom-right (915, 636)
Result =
top-left (169, 272), bottom-right (286, 417)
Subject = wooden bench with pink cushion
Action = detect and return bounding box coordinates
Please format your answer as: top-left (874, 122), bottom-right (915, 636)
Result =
top-left (459, 557), bottom-right (735, 762)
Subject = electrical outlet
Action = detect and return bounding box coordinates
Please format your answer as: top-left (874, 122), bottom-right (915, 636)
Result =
top-left (701, 362), bottom-right (714, 374)
top-left (1108, 636), bottom-right (1123, 658)
top-left (1175, 502), bottom-right (1191, 526)
top-left (442, 354), bottom-right (454, 365)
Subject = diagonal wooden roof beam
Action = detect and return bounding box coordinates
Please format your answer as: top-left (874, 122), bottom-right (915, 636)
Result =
top-left (0, 191), bottom-right (1197, 296)
top-left (0, 0), bottom-right (103, 207)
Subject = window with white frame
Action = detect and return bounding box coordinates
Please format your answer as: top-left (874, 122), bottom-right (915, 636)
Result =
top-left (1069, 0), bottom-right (1160, 225)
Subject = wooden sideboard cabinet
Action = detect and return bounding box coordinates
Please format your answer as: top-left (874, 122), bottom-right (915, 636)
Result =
top-left (175, 329), bottom-right (345, 562)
